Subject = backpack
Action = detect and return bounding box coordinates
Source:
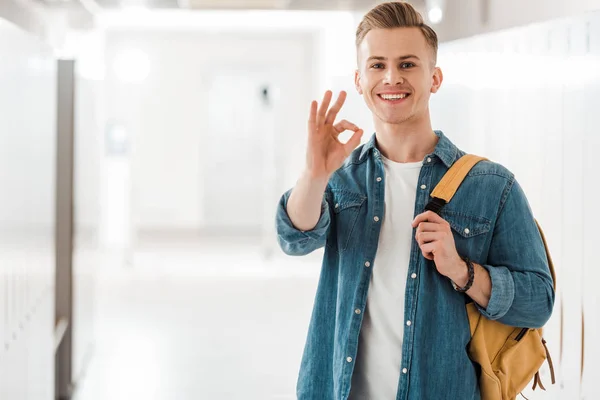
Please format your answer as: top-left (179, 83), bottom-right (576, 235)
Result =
top-left (425, 154), bottom-right (557, 400)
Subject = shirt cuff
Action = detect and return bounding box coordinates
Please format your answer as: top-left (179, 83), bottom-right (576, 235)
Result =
top-left (476, 264), bottom-right (515, 320)
top-left (276, 190), bottom-right (331, 241)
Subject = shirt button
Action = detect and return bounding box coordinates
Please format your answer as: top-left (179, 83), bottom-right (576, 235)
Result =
top-left (427, 157), bottom-right (432, 163)
top-left (374, 216), bottom-right (380, 222)
top-left (406, 320), bottom-right (412, 326)
top-left (377, 177), bottom-right (382, 182)
top-left (420, 184), bottom-right (427, 190)
top-left (355, 309), bottom-right (361, 314)
top-left (347, 357), bottom-right (353, 363)
top-left (402, 368), bottom-right (408, 374)
top-left (411, 273), bottom-right (417, 279)
top-left (464, 228), bottom-right (470, 234)
top-left (364, 261), bottom-right (371, 267)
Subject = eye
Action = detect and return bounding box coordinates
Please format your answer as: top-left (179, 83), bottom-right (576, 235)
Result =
top-left (400, 62), bottom-right (415, 69)
top-left (371, 63), bottom-right (385, 69)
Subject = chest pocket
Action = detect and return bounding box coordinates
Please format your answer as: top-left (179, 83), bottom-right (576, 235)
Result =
top-left (328, 189), bottom-right (366, 254)
top-left (442, 210), bottom-right (492, 260)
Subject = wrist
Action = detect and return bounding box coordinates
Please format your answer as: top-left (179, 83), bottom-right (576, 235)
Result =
top-left (450, 259), bottom-right (469, 287)
top-left (302, 169), bottom-right (330, 185)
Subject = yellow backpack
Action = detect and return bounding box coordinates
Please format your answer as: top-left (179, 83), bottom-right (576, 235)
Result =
top-left (427, 154), bottom-right (556, 400)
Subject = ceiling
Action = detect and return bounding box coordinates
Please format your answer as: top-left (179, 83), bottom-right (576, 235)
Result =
top-left (63, 0), bottom-right (413, 11)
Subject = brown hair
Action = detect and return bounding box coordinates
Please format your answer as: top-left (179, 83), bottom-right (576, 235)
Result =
top-left (356, 1), bottom-right (438, 65)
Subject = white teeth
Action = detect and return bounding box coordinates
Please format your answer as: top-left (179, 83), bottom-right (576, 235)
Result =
top-left (381, 93), bottom-right (408, 100)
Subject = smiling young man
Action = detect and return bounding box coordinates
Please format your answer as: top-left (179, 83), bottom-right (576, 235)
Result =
top-left (276, 2), bottom-right (554, 399)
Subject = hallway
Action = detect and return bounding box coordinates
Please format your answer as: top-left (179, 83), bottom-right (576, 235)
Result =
top-left (2, 0), bottom-right (600, 398)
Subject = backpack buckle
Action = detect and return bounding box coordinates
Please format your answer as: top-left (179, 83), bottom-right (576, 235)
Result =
top-left (424, 197), bottom-right (447, 215)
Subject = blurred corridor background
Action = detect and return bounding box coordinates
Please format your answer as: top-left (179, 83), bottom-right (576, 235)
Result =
top-left (1, 0), bottom-right (599, 399)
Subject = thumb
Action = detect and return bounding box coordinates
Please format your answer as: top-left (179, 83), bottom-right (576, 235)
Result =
top-left (344, 129), bottom-right (364, 155)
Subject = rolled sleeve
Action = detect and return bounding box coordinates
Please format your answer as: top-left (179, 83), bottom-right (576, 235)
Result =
top-left (476, 264), bottom-right (515, 320)
top-left (276, 188), bottom-right (331, 256)
top-left (478, 178), bottom-right (555, 328)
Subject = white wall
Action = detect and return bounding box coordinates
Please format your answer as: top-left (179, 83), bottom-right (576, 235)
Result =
top-left (75, 75), bottom-right (103, 236)
top-left (431, 10), bottom-right (600, 399)
top-left (73, 72), bottom-right (103, 387)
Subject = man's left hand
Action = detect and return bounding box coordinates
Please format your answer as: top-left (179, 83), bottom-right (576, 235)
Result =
top-left (411, 210), bottom-right (465, 280)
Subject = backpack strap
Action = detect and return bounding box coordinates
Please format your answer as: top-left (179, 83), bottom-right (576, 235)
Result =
top-left (534, 220), bottom-right (556, 292)
top-left (531, 339), bottom-right (556, 391)
top-left (532, 372), bottom-right (546, 391)
top-left (425, 155), bottom-right (488, 214)
top-left (545, 338), bottom-right (556, 385)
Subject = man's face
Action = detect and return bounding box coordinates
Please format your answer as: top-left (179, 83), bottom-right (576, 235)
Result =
top-left (355, 27), bottom-right (442, 126)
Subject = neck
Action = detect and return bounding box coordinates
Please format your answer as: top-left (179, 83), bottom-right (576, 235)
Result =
top-left (374, 116), bottom-right (438, 163)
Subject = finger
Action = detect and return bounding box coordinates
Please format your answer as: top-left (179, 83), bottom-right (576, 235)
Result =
top-left (415, 222), bottom-right (441, 236)
top-left (308, 100), bottom-right (317, 135)
top-left (419, 243), bottom-right (436, 260)
top-left (325, 91), bottom-right (347, 125)
top-left (317, 91), bottom-right (333, 126)
top-left (333, 119), bottom-right (360, 135)
top-left (412, 210), bottom-right (445, 228)
top-left (416, 231), bottom-right (443, 246)
top-left (344, 129), bottom-right (364, 155)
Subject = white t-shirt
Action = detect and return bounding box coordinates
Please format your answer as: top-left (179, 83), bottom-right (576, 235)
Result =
top-left (349, 156), bottom-right (423, 399)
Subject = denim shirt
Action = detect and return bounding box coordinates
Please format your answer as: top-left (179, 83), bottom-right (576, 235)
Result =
top-left (275, 130), bottom-right (555, 400)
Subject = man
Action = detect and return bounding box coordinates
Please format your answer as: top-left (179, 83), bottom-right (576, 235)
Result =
top-left (275, 2), bottom-right (554, 399)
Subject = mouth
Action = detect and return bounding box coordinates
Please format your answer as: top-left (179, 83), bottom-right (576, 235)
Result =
top-left (377, 93), bottom-right (411, 103)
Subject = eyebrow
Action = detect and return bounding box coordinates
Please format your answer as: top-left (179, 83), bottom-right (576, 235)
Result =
top-left (366, 55), bottom-right (421, 62)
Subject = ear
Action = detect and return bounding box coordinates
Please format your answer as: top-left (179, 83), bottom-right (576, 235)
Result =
top-left (355, 69), bottom-right (363, 95)
top-left (430, 67), bottom-right (443, 94)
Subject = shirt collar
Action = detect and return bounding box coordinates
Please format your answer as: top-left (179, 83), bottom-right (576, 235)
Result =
top-left (359, 130), bottom-right (458, 168)
top-left (359, 133), bottom-right (378, 161)
top-left (431, 130), bottom-right (459, 168)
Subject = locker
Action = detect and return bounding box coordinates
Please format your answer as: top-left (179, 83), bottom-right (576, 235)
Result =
top-left (581, 11), bottom-right (600, 400)
top-left (558, 19), bottom-right (586, 400)
top-left (488, 30), bottom-right (519, 169)
top-left (464, 35), bottom-right (487, 155)
top-left (480, 33), bottom-right (504, 161)
top-left (0, 17), bottom-right (57, 400)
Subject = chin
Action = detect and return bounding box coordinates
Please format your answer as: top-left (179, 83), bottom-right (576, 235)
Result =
top-left (379, 113), bottom-right (414, 125)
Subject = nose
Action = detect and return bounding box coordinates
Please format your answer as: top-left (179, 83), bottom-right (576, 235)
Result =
top-left (384, 68), bottom-right (404, 85)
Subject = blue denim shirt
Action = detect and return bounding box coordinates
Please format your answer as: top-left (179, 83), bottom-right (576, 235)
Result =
top-left (275, 131), bottom-right (555, 400)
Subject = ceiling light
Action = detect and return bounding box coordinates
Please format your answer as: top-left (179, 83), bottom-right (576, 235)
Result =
top-left (428, 6), bottom-right (443, 24)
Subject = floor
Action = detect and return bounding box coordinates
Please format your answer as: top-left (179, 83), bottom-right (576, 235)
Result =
top-left (72, 236), bottom-right (322, 400)
top-left (70, 235), bottom-right (571, 400)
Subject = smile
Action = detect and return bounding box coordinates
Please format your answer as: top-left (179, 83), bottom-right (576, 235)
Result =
top-left (377, 93), bottom-right (411, 103)
top-left (379, 93), bottom-right (408, 100)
